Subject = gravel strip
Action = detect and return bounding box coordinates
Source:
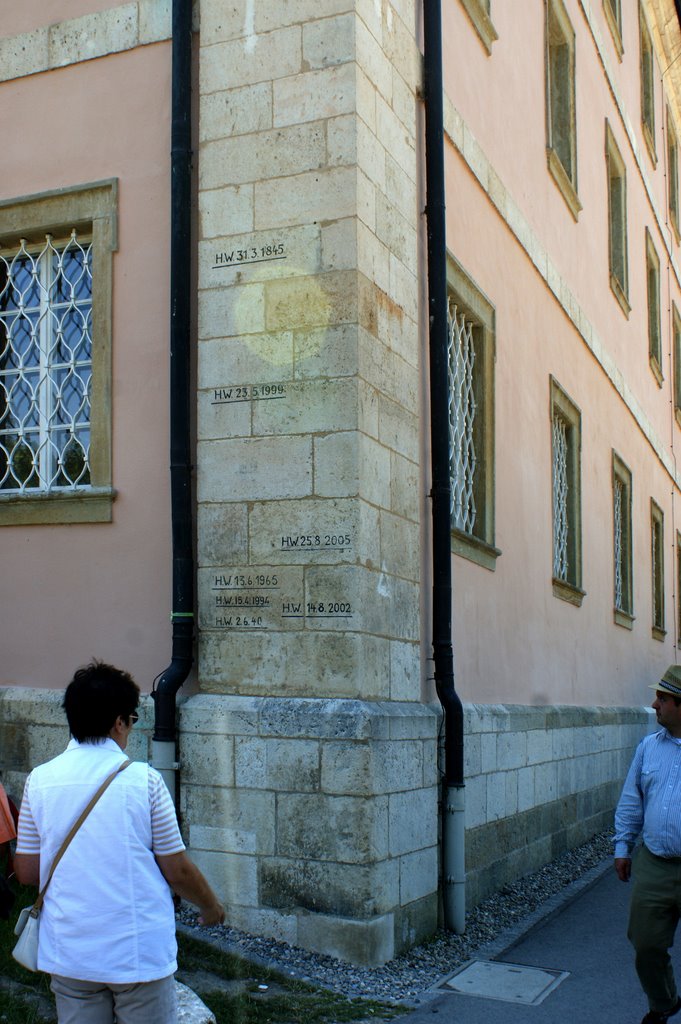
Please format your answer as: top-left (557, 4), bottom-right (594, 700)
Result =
top-left (179, 829), bottom-right (614, 1004)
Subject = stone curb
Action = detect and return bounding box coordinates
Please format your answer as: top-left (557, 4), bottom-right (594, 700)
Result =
top-left (177, 920), bottom-right (286, 975)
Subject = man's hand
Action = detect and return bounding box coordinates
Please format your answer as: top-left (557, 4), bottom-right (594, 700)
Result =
top-left (615, 857), bottom-right (632, 882)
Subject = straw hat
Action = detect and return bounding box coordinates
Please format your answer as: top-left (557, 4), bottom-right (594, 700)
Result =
top-left (650, 665), bottom-right (681, 698)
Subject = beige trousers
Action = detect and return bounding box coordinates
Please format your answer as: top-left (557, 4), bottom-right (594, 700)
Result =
top-left (50, 972), bottom-right (177, 1024)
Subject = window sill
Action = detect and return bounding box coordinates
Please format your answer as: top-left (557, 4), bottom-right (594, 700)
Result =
top-left (650, 355), bottom-right (664, 388)
top-left (547, 149), bottom-right (582, 222)
top-left (552, 577), bottom-right (585, 607)
top-left (652, 625), bottom-right (667, 642)
top-left (643, 122), bottom-right (658, 168)
top-left (0, 487), bottom-right (115, 526)
top-left (459, 0), bottom-right (498, 54)
top-left (451, 528), bottom-right (501, 571)
top-left (672, 213), bottom-right (681, 248)
top-left (610, 273), bottom-right (631, 318)
top-left (614, 608), bottom-right (635, 630)
top-left (603, 1), bottom-right (624, 61)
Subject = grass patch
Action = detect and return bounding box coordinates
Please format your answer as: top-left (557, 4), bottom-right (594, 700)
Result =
top-left (198, 989), bottom-right (405, 1024)
top-left (0, 987), bottom-right (56, 1024)
top-left (176, 932), bottom-right (408, 1024)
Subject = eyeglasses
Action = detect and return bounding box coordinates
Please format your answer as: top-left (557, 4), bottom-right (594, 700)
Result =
top-left (129, 712), bottom-right (139, 725)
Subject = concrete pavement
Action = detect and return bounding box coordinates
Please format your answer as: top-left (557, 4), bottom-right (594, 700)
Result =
top-left (399, 858), bottom-right (658, 1024)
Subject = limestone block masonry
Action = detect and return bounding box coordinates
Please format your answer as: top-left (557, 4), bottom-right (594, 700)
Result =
top-left (463, 703), bottom-right (654, 906)
top-left (0, 689), bottom-right (653, 965)
top-left (179, 695), bottom-right (440, 965)
top-left (195, 0), bottom-right (425, 963)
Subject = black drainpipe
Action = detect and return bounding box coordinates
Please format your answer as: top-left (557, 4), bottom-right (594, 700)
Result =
top-left (152, 0), bottom-right (194, 803)
top-left (423, 0), bottom-right (465, 931)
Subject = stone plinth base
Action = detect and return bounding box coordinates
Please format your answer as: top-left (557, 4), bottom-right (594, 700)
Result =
top-left (178, 694), bottom-right (440, 966)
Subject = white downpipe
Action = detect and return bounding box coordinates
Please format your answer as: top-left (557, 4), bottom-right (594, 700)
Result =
top-left (443, 784), bottom-right (466, 934)
top-left (152, 739), bottom-right (180, 805)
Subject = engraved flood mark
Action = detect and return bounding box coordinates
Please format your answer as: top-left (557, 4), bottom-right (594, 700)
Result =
top-left (212, 382), bottom-right (287, 405)
top-left (213, 242), bottom-right (287, 270)
top-left (280, 533), bottom-right (351, 552)
top-left (212, 572), bottom-right (279, 630)
top-left (207, 569), bottom-right (354, 629)
top-left (305, 601), bottom-right (353, 619)
top-left (280, 600), bottom-right (353, 620)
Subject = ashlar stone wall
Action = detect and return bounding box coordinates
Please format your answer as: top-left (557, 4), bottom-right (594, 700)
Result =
top-left (196, 0), bottom-right (422, 702)
top-left (0, 690), bottom-right (651, 965)
top-left (193, 0), bottom-right (430, 964)
top-left (179, 695), bottom-right (439, 965)
top-left (463, 704), bottom-right (653, 905)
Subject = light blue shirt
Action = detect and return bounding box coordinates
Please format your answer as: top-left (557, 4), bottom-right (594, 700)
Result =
top-left (615, 729), bottom-right (681, 859)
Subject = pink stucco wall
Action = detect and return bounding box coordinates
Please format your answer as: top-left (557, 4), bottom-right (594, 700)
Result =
top-left (438, 0), bottom-right (681, 707)
top-left (0, 42), bottom-right (173, 690)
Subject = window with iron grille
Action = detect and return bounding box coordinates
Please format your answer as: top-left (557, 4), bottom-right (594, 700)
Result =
top-left (545, 0), bottom-right (581, 220)
top-left (640, 7), bottom-right (657, 164)
top-left (606, 121), bottom-right (630, 316)
top-left (447, 257), bottom-right (498, 571)
top-left (646, 229), bottom-right (662, 383)
top-left (612, 453), bottom-right (633, 627)
top-left (459, 0), bottom-right (498, 55)
top-left (551, 378), bottom-right (584, 604)
top-left (651, 499), bottom-right (665, 639)
top-left (604, 0), bottom-right (623, 59)
top-left (0, 181), bottom-right (116, 526)
top-left (0, 233), bottom-right (92, 493)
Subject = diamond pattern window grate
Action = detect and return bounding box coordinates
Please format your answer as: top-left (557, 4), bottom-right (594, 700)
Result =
top-left (447, 302), bottom-right (477, 535)
top-left (0, 232), bottom-right (92, 493)
top-left (614, 476), bottom-right (623, 610)
top-left (552, 414), bottom-right (569, 580)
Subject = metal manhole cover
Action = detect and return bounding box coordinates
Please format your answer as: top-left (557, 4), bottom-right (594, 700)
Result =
top-left (434, 960), bottom-right (570, 1005)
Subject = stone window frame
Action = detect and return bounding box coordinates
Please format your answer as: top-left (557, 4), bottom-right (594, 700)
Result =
top-left (603, 0), bottom-right (623, 61)
top-left (651, 498), bottom-right (666, 640)
top-left (606, 121), bottom-right (630, 317)
top-left (0, 180), bottom-right (117, 526)
top-left (447, 255), bottom-right (500, 572)
top-left (612, 451), bottom-right (634, 629)
top-left (673, 303), bottom-right (681, 428)
top-left (640, 5), bottom-right (657, 166)
top-left (545, 0), bottom-right (582, 221)
top-left (459, 0), bottom-right (498, 55)
top-left (668, 108), bottom-right (680, 244)
top-left (646, 229), bottom-right (663, 385)
top-left (550, 377), bottom-right (584, 606)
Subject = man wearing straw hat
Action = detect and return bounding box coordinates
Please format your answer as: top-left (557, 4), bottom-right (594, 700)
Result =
top-left (615, 665), bottom-right (681, 1024)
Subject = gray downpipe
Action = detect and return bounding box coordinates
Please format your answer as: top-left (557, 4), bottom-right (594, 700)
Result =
top-left (152, 0), bottom-right (194, 803)
top-left (423, 0), bottom-right (466, 933)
